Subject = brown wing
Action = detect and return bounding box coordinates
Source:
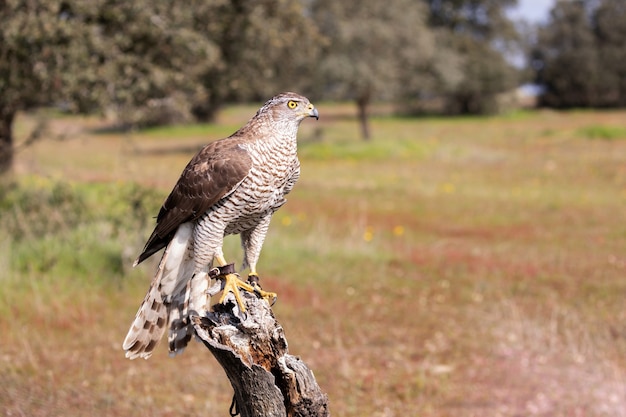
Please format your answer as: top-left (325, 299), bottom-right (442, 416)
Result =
top-left (135, 140), bottom-right (252, 265)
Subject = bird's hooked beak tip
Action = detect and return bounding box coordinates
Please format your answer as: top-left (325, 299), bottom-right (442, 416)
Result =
top-left (310, 106), bottom-right (319, 120)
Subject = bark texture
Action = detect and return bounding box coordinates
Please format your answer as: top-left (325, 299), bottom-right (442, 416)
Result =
top-left (191, 283), bottom-right (329, 417)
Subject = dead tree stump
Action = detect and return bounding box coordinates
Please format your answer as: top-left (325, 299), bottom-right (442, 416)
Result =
top-left (191, 280), bottom-right (329, 417)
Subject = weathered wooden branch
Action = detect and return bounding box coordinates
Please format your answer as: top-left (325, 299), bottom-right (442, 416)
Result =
top-left (191, 274), bottom-right (329, 417)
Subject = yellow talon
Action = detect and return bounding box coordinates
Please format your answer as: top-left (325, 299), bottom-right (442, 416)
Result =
top-left (217, 273), bottom-right (255, 312)
top-left (216, 274), bottom-right (277, 312)
top-left (213, 256), bottom-right (277, 312)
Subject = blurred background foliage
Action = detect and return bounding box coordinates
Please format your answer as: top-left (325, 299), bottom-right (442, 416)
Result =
top-left (532, 0), bottom-right (626, 108)
top-left (2, 0), bottom-right (626, 170)
top-left (0, 178), bottom-right (161, 278)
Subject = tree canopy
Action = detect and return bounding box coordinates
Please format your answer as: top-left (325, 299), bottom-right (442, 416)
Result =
top-left (415, 0), bottom-right (520, 114)
top-left (532, 0), bottom-right (626, 108)
top-left (1, 0), bottom-right (91, 171)
top-left (188, 0), bottom-right (323, 120)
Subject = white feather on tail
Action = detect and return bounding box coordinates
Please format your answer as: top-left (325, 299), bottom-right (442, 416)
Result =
top-left (123, 223), bottom-right (208, 359)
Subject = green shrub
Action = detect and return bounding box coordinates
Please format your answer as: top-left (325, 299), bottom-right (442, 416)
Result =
top-left (0, 180), bottom-right (88, 240)
top-left (0, 178), bottom-right (161, 284)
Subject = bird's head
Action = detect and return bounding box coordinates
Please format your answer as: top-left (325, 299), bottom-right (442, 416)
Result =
top-left (260, 92), bottom-right (319, 123)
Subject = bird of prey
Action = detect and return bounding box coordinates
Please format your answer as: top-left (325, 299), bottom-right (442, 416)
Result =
top-left (123, 92), bottom-right (318, 360)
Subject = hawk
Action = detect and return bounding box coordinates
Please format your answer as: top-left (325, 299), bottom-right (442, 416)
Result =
top-left (123, 92), bottom-right (318, 360)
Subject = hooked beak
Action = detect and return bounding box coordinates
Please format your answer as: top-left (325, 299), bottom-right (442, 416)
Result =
top-left (307, 104), bottom-right (319, 120)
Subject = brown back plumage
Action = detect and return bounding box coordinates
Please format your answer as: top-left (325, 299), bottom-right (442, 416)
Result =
top-left (134, 142), bottom-right (252, 265)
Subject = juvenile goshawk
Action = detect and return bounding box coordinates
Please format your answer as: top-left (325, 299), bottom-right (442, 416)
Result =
top-left (123, 92), bottom-right (318, 360)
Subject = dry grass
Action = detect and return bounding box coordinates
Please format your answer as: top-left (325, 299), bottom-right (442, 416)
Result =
top-left (2, 105), bottom-right (626, 416)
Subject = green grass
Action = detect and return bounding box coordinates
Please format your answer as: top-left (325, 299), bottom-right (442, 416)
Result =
top-left (299, 134), bottom-right (436, 161)
top-left (578, 124), bottom-right (626, 140)
top-left (2, 106), bottom-right (626, 416)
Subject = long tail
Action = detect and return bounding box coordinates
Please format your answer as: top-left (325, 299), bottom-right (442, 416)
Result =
top-left (166, 269), bottom-right (211, 356)
top-left (123, 223), bottom-right (199, 359)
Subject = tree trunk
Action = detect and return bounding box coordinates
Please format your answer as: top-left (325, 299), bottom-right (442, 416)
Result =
top-left (0, 110), bottom-right (15, 174)
top-left (192, 279), bottom-right (330, 417)
top-left (356, 93), bottom-right (371, 141)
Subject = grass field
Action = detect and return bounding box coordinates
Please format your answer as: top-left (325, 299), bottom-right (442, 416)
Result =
top-left (2, 103), bottom-right (626, 416)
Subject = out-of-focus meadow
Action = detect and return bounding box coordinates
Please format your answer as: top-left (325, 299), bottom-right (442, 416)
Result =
top-left (2, 103), bottom-right (626, 416)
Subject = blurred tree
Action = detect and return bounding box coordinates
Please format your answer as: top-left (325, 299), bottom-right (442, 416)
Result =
top-left (0, 0), bottom-right (88, 173)
top-left (0, 0), bottom-right (216, 173)
top-left (532, 0), bottom-right (598, 107)
top-left (418, 0), bottom-right (521, 114)
top-left (594, 0), bottom-right (626, 106)
top-left (533, 0), bottom-right (626, 107)
top-left (77, 0), bottom-right (219, 126)
top-left (190, 0), bottom-right (324, 121)
top-left (310, 0), bottom-right (433, 140)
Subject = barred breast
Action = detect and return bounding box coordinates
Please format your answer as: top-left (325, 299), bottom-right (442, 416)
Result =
top-left (224, 137), bottom-right (299, 233)
top-left (193, 129), bottom-right (300, 265)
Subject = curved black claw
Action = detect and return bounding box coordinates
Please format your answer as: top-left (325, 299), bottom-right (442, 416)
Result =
top-left (247, 274), bottom-right (261, 289)
top-left (247, 274), bottom-right (277, 306)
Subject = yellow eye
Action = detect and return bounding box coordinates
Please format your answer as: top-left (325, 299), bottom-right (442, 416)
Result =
top-left (287, 100), bottom-right (297, 109)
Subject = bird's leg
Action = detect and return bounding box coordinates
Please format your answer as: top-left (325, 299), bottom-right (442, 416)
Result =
top-left (240, 220), bottom-right (277, 305)
top-left (212, 255), bottom-right (275, 312)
